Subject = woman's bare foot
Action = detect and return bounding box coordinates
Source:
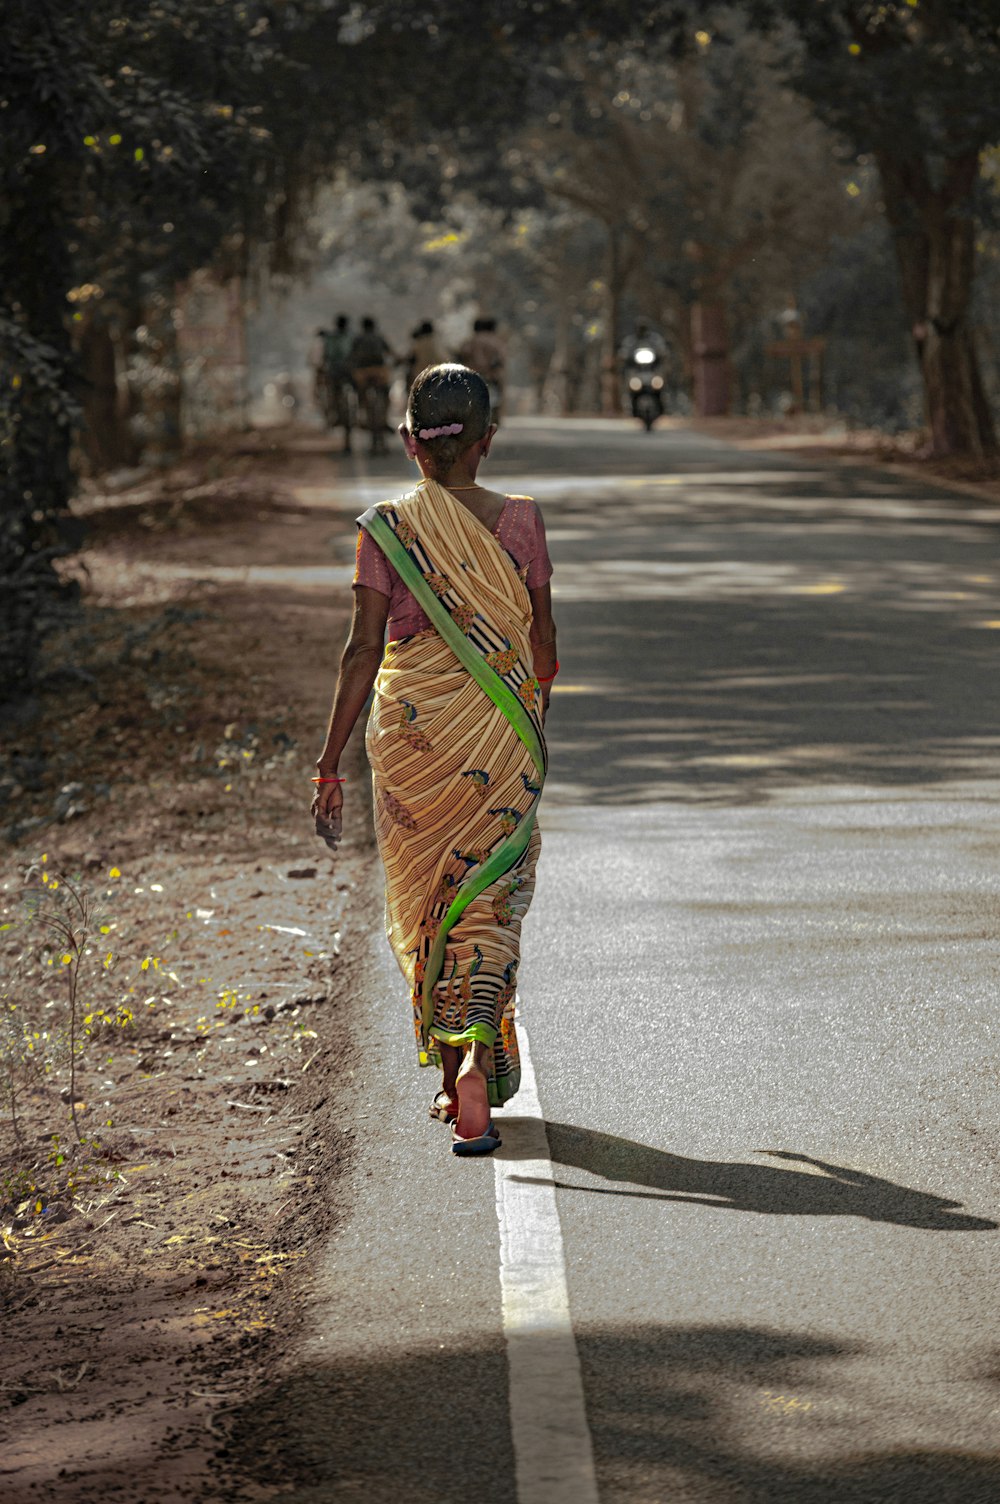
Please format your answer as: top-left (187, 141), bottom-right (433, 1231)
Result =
top-left (432, 1043), bottom-right (461, 1121)
top-left (454, 1042), bottom-right (491, 1140)
top-left (430, 1090), bottom-right (458, 1122)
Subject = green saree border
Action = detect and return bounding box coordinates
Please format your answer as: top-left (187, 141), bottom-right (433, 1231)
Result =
top-left (359, 501), bottom-right (545, 1045)
top-left (428, 1022), bottom-right (497, 1049)
top-left (421, 810), bottom-right (536, 1036)
top-left (360, 505), bottom-right (545, 776)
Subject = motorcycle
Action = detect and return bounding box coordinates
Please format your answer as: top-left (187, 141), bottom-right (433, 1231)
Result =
top-left (627, 346), bottom-right (665, 431)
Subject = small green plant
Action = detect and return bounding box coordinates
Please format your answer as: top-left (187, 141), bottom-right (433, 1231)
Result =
top-left (1, 1166), bottom-right (37, 1206)
top-left (0, 993), bottom-right (41, 1143)
top-left (1, 858), bottom-right (143, 1144)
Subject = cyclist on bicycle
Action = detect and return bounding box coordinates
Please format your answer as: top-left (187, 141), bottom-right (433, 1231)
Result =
top-left (319, 314), bottom-right (354, 451)
top-left (457, 317), bottom-right (506, 424)
top-left (350, 316), bottom-right (395, 453)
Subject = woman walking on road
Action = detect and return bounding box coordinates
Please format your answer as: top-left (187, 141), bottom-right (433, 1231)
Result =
top-left (313, 364), bottom-right (557, 1156)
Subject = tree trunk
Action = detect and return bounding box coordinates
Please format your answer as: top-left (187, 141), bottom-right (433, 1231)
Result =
top-left (923, 198), bottom-right (995, 456)
top-left (665, 290), bottom-right (694, 397)
top-left (78, 313), bottom-right (131, 474)
top-left (546, 295), bottom-right (574, 415)
top-left (603, 227), bottom-right (626, 416)
top-left (876, 149), bottom-right (996, 458)
top-left (691, 301), bottom-right (730, 417)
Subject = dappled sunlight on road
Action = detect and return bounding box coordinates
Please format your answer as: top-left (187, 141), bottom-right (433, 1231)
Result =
top-left (530, 433), bottom-right (1000, 807)
top-left (75, 422), bottom-right (1000, 808)
top-left (225, 1317), bottom-right (1000, 1503)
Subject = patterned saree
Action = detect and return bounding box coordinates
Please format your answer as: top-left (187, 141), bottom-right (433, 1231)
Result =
top-left (359, 480), bottom-right (547, 1107)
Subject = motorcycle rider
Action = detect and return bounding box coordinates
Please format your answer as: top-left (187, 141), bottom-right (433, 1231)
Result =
top-left (618, 319), bottom-right (668, 420)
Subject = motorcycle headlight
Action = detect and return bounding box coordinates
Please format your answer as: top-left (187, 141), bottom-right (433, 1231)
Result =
top-left (651, 376), bottom-right (664, 391)
top-left (633, 347), bottom-right (656, 365)
top-left (629, 376), bottom-right (642, 392)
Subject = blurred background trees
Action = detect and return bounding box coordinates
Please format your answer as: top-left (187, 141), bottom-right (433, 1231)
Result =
top-left (1, 0), bottom-right (358, 695)
top-left (749, 0), bottom-right (1000, 458)
top-left (0, 0), bottom-right (540, 698)
top-left (4, 0), bottom-right (1000, 699)
top-left (510, 21), bottom-right (856, 413)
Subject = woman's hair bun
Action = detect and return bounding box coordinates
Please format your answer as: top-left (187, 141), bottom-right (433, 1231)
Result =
top-left (406, 364), bottom-right (492, 479)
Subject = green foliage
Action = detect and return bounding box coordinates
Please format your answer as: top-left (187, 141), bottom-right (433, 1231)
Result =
top-left (0, 0), bottom-right (357, 700)
top-left (747, 0), bottom-right (1000, 158)
top-left (0, 314), bottom-right (82, 695)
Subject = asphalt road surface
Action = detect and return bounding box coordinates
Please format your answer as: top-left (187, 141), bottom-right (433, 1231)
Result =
top-left (279, 418), bottom-right (1000, 1504)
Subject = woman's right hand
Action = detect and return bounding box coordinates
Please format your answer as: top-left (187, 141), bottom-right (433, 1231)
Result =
top-left (312, 779), bottom-right (344, 851)
top-left (312, 778), bottom-right (344, 821)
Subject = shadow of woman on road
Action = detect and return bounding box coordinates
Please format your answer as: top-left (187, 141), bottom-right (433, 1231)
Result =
top-left (498, 1121), bottom-right (997, 1231)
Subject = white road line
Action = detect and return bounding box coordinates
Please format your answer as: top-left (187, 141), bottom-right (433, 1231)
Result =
top-left (495, 1018), bottom-right (600, 1504)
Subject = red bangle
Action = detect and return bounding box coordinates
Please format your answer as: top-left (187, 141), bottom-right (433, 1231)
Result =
top-left (537, 661), bottom-right (560, 684)
top-left (312, 776), bottom-right (346, 784)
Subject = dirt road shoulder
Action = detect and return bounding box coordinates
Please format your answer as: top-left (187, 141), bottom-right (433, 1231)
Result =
top-left (1, 436), bottom-right (376, 1503)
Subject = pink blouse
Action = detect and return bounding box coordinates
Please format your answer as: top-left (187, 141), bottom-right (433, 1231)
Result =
top-left (353, 496), bottom-right (553, 641)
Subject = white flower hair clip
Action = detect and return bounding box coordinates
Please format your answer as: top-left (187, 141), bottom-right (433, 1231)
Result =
top-left (417, 422), bottom-right (464, 440)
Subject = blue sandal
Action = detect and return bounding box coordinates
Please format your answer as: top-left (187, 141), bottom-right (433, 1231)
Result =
top-left (451, 1121), bottom-right (501, 1156)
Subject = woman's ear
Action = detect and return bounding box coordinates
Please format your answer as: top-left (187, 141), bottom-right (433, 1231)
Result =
top-left (480, 423), bottom-right (498, 459)
top-left (399, 424), bottom-right (418, 460)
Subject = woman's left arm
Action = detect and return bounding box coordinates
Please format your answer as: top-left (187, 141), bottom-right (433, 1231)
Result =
top-left (529, 582), bottom-right (557, 722)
